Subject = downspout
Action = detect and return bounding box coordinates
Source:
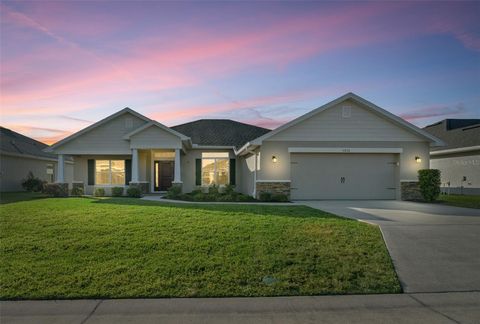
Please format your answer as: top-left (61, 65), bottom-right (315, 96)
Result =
top-left (253, 152), bottom-right (257, 198)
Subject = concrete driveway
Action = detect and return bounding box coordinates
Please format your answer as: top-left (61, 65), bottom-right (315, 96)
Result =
top-left (298, 200), bottom-right (480, 293)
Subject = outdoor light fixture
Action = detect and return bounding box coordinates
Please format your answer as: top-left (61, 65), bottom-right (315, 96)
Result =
top-left (415, 156), bottom-right (421, 163)
top-left (272, 156), bottom-right (278, 163)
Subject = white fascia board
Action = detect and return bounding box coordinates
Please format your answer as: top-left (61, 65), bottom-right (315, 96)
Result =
top-left (0, 151), bottom-right (74, 164)
top-left (192, 144), bottom-right (236, 150)
top-left (45, 108), bottom-right (152, 152)
top-left (249, 92), bottom-right (445, 146)
top-left (256, 180), bottom-right (291, 183)
top-left (288, 147), bottom-right (403, 154)
top-left (430, 145), bottom-right (480, 156)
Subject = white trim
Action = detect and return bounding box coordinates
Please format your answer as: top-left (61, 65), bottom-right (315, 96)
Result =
top-left (192, 144), bottom-right (235, 149)
top-left (45, 108), bottom-right (152, 152)
top-left (249, 92), bottom-right (444, 147)
top-left (256, 180), bottom-right (291, 183)
top-left (123, 121), bottom-right (190, 141)
top-left (431, 145), bottom-right (480, 156)
top-left (0, 150), bottom-right (74, 164)
top-left (288, 147), bottom-right (403, 154)
top-left (400, 179), bottom-right (419, 182)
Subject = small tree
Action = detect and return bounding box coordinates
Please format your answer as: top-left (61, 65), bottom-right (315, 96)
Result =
top-left (418, 169), bottom-right (441, 202)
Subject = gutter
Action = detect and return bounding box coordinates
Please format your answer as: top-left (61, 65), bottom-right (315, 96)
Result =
top-left (431, 145), bottom-right (480, 156)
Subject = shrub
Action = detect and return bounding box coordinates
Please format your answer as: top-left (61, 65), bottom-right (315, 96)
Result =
top-left (224, 184), bottom-right (235, 195)
top-left (94, 188), bottom-right (105, 197)
top-left (126, 186), bottom-right (142, 198)
top-left (193, 192), bottom-right (208, 201)
top-left (43, 183), bottom-right (68, 197)
top-left (71, 186), bottom-right (84, 196)
top-left (259, 192), bottom-right (272, 202)
top-left (165, 185), bottom-right (182, 199)
top-left (21, 172), bottom-right (45, 192)
top-left (217, 194), bottom-right (235, 202)
top-left (111, 187), bottom-right (124, 197)
top-left (271, 193), bottom-right (289, 202)
top-left (208, 185), bottom-right (219, 195)
top-left (418, 169), bottom-right (441, 202)
top-left (237, 194), bottom-right (255, 202)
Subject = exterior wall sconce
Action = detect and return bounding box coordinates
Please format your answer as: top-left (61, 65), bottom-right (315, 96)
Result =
top-left (415, 156), bottom-right (421, 163)
top-left (272, 156), bottom-right (278, 163)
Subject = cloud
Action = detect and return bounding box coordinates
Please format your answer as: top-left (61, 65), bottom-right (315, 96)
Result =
top-left (399, 103), bottom-right (466, 121)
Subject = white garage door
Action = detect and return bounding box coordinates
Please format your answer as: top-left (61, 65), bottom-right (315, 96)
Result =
top-left (291, 153), bottom-right (397, 200)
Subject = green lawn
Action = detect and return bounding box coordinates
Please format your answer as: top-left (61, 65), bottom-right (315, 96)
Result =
top-left (437, 194), bottom-right (480, 209)
top-left (0, 191), bottom-right (47, 204)
top-left (0, 196), bottom-right (401, 299)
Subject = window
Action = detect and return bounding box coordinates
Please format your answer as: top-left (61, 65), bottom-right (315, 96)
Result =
top-left (46, 163), bottom-right (54, 182)
top-left (95, 160), bottom-right (125, 185)
top-left (201, 152), bottom-right (229, 186)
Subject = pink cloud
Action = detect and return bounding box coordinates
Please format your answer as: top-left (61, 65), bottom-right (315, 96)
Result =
top-left (400, 103), bottom-right (466, 121)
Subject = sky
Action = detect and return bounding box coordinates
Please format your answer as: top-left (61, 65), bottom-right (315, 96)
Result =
top-left (0, 1), bottom-right (479, 144)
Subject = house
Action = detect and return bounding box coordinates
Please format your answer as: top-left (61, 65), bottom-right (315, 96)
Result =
top-left (423, 119), bottom-right (480, 195)
top-left (45, 93), bottom-right (443, 200)
top-left (0, 127), bottom-right (74, 191)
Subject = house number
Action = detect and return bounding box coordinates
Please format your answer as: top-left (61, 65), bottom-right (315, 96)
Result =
top-left (340, 177), bottom-right (346, 183)
top-left (342, 148), bottom-right (351, 153)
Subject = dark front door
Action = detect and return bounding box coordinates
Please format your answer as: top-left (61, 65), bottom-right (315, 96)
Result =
top-left (154, 161), bottom-right (174, 191)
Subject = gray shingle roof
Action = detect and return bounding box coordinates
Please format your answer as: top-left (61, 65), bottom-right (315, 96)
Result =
top-left (0, 127), bottom-right (57, 159)
top-left (423, 119), bottom-right (480, 151)
top-left (172, 119), bottom-right (270, 149)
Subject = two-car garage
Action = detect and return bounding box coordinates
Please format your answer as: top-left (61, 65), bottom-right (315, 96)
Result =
top-left (290, 152), bottom-right (398, 200)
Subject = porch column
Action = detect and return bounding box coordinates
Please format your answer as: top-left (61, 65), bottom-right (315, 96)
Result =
top-left (174, 148), bottom-right (181, 183)
top-left (131, 149), bottom-right (139, 183)
top-left (56, 154), bottom-right (65, 183)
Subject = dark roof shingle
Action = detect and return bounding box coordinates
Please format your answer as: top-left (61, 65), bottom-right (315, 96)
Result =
top-left (172, 119), bottom-right (270, 149)
top-left (0, 127), bottom-right (57, 159)
top-left (423, 119), bottom-right (480, 151)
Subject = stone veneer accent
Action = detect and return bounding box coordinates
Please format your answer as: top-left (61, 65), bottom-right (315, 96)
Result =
top-left (129, 182), bottom-right (149, 194)
top-left (401, 181), bottom-right (423, 201)
top-left (255, 181), bottom-right (291, 199)
top-left (72, 182), bottom-right (84, 193)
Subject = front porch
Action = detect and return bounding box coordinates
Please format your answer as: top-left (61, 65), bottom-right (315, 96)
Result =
top-left (55, 148), bottom-right (182, 195)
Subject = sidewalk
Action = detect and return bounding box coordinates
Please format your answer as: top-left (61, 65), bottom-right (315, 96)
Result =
top-left (2, 292), bottom-right (478, 324)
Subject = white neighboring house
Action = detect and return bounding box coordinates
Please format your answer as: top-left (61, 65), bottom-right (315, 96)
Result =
top-left (424, 119), bottom-right (480, 195)
top-left (44, 93), bottom-right (444, 200)
top-left (0, 127), bottom-right (73, 192)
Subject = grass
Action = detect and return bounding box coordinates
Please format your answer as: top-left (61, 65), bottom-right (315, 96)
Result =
top-left (437, 194), bottom-right (480, 209)
top-left (0, 191), bottom-right (47, 204)
top-left (0, 195), bottom-right (401, 299)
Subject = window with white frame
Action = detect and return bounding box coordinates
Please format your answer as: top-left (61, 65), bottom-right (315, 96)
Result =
top-left (46, 163), bottom-right (54, 182)
top-left (95, 160), bottom-right (125, 185)
top-left (201, 152), bottom-right (229, 186)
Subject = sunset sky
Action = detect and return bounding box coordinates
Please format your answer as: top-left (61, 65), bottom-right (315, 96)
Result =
top-left (1, 1), bottom-right (479, 144)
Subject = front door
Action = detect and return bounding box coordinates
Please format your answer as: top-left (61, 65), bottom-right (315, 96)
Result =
top-left (154, 161), bottom-right (174, 191)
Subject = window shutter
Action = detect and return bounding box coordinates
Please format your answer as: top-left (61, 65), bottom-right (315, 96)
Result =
top-left (229, 159), bottom-right (236, 186)
top-left (125, 159), bottom-right (132, 185)
top-left (87, 159), bottom-right (94, 185)
top-left (195, 159), bottom-right (201, 186)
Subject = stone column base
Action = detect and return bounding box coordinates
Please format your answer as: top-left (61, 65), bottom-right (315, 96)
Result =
top-left (255, 181), bottom-right (291, 200)
top-left (129, 182), bottom-right (149, 194)
top-left (401, 181), bottom-right (423, 201)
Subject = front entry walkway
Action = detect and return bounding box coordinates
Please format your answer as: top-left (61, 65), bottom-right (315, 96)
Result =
top-left (298, 200), bottom-right (480, 293)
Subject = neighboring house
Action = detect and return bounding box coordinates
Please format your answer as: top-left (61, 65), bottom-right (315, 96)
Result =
top-left (0, 127), bottom-right (73, 192)
top-left (45, 93), bottom-right (443, 200)
top-left (423, 119), bottom-right (480, 195)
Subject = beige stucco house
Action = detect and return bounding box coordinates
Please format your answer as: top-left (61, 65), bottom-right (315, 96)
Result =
top-left (0, 127), bottom-right (73, 192)
top-left (45, 93), bottom-right (443, 200)
top-left (424, 119), bottom-right (480, 195)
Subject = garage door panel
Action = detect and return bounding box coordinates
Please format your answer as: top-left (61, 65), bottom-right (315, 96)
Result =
top-left (291, 153), bottom-right (396, 200)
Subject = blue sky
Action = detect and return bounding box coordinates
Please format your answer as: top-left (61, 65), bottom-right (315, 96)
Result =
top-left (0, 1), bottom-right (479, 143)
